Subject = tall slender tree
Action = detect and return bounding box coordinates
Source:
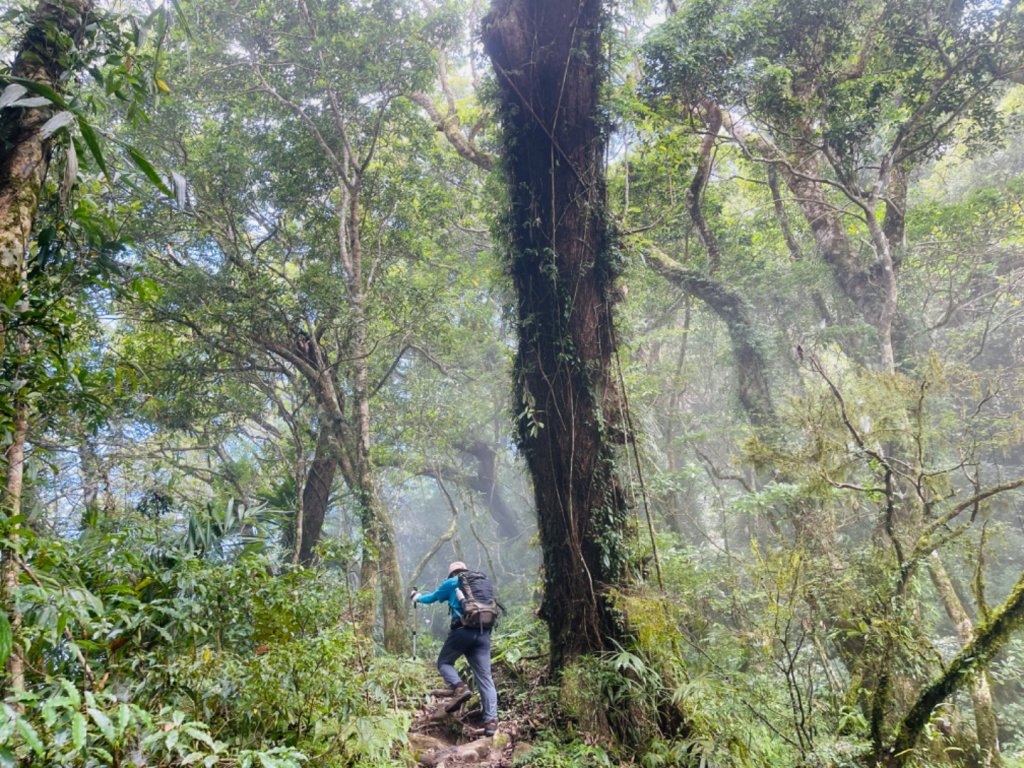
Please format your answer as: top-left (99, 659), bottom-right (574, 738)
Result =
top-left (1, 0), bottom-right (94, 695)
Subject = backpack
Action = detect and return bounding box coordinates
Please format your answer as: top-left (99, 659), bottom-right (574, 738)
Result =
top-left (455, 570), bottom-right (500, 629)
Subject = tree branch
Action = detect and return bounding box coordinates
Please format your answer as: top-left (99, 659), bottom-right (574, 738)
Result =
top-left (887, 570), bottom-right (1024, 764)
top-left (642, 244), bottom-right (776, 426)
top-left (407, 91), bottom-right (496, 172)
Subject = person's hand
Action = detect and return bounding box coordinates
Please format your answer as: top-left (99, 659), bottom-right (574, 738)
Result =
top-left (409, 589), bottom-right (420, 603)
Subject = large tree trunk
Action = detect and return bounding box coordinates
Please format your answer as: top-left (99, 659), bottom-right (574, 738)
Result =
top-left (298, 426), bottom-right (336, 565)
top-left (352, 485), bottom-right (406, 652)
top-left (373, 504), bottom-right (406, 653)
top-left (776, 155), bottom-right (885, 319)
top-left (483, 0), bottom-right (631, 669)
top-left (348, 194), bottom-right (407, 653)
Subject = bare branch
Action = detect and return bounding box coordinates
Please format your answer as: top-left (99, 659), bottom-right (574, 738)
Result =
top-left (407, 91), bottom-right (496, 172)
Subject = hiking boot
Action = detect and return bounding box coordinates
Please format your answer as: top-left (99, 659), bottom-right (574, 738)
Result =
top-left (484, 719), bottom-right (498, 737)
top-left (444, 683), bottom-right (472, 713)
top-left (430, 687), bottom-right (456, 697)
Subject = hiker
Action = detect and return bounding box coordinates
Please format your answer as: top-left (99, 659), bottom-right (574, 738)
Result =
top-left (410, 561), bottom-right (498, 737)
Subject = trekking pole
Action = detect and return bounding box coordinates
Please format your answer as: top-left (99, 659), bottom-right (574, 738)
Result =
top-left (411, 590), bottom-right (418, 660)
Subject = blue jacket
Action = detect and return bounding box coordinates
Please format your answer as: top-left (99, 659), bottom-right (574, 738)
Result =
top-left (416, 575), bottom-right (462, 619)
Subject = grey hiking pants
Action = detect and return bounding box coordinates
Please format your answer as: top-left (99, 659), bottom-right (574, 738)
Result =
top-left (437, 626), bottom-right (497, 721)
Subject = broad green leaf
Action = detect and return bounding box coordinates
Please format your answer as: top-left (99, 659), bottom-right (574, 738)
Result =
top-left (125, 143), bottom-right (172, 196)
top-left (134, 576), bottom-right (154, 593)
top-left (130, 704), bottom-right (154, 731)
top-left (184, 725), bottom-right (215, 748)
top-left (0, 710), bottom-right (14, 744)
top-left (0, 747), bottom-right (14, 768)
top-left (5, 77), bottom-right (68, 108)
top-left (15, 718), bottom-right (43, 757)
top-left (141, 730), bottom-right (164, 749)
top-left (117, 703), bottom-right (132, 735)
top-left (71, 712), bottom-right (86, 750)
top-left (40, 696), bottom-right (61, 728)
top-left (0, 84), bottom-right (27, 108)
top-left (40, 110), bottom-right (74, 139)
top-left (11, 97), bottom-right (50, 108)
top-left (61, 680), bottom-right (81, 709)
top-left (87, 707), bottom-right (115, 743)
top-left (76, 115), bottom-right (110, 183)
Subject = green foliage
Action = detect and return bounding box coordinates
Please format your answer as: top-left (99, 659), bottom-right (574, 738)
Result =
top-left (1, 0), bottom-right (188, 197)
top-left (2, 510), bottom-right (423, 767)
top-left (620, 549), bottom-right (875, 768)
top-left (0, 687), bottom-right (305, 768)
top-left (555, 648), bottom-right (680, 760)
top-left (491, 606), bottom-right (548, 673)
top-left (643, 0), bottom-right (1014, 171)
top-left (991, 637), bottom-right (1024, 759)
top-left (4, 0), bottom-right (1024, 765)
top-left (511, 736), bottom-right (613, 768)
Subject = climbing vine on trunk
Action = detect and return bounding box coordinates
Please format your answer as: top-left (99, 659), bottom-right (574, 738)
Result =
top-left (483, 0), bottom-right (632, 669)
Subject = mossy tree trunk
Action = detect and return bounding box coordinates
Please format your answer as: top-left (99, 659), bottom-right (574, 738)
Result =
top-left (927, 553), bottom-right (1001, 766)
top-left (880, 570), bottom-right (1024, 766)
top-left (0, 0), bottom-right (91, 342)
top-left (483, 0), bottom-right (631, 669)
top-left (1, 0), bottom-right (93, 698)
top-left (267, 329), bottom-right (407, 653)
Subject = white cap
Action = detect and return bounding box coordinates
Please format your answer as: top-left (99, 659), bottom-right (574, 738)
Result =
top-left (447, 561), bottom-right (467, 577)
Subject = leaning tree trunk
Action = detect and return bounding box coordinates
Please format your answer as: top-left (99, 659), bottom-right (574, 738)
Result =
top-left (884, 570), bottom-right (1024, 767)
top-left (645, 248), bottom-right (776, 429)
top-left (483, 0), bottom-right (631, 669)
top-left (928, 553), bottom-right (1001, 766)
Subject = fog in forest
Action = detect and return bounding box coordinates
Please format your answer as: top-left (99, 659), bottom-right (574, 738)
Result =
top-left (2, 0), bottom-right (1024, 766)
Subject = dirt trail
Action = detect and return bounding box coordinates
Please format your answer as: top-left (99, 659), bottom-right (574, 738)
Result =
top-left (407, 691), bottom-right (523, 767)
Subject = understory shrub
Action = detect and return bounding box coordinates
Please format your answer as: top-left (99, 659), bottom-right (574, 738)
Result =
top-left (1, 512), bottom-right (425, 766)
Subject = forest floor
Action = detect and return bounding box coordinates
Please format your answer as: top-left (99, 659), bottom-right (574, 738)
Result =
top-left (406, 665), bottom-right (544, 767)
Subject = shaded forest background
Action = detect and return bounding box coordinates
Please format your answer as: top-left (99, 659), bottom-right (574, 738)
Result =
top-left (2, 0), bottom-right (1024, 766)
